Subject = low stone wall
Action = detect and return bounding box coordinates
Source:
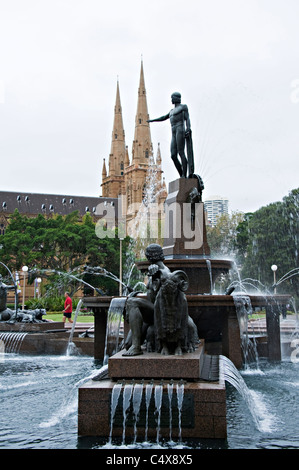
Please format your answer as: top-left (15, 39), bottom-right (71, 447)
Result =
top-left (78, 344), bottom-right (227, 441)
top-left (0, 321), bottom-right (65, 332)
top-left (78, 377), bottom-right (227, 440)
top-left (0, 321), bottom-right (94, 356)
top-left (19, 333), bottom-right (94, 356)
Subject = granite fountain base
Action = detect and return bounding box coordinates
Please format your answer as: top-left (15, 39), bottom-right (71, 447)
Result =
top-left (78, 341), bottom-right (227, 441)
top-left (0, 321), bottom-right (94, 355)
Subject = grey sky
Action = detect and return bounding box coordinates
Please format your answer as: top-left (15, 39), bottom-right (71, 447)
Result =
top-left (0, 0), bottom-right (298, 214)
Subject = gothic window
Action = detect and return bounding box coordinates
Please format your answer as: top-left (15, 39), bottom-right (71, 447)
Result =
top-left (0, 223), bottom-right (5, 235)
top-left (120, 161), bottom-right (124, 175)
top-left (145, 149), bottom-right (149, 158)
top-left (139, 119), bottom-right (142, 124)
top-left (115, 133), bottom-right (117, 139)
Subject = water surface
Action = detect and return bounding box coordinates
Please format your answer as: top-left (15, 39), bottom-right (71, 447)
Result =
top-left (0, 354), bottom-right (298, 449)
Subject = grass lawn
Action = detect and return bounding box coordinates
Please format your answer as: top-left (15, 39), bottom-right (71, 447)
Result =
top-left (45, 313), bottom-right (94, 323)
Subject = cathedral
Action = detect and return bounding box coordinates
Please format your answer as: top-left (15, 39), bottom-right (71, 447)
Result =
top-left (101, 60), bottom-right (167, 235)
top-left (0, 61), bottom-right (166, 238)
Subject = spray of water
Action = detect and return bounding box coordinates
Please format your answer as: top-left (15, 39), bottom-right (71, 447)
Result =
top-left (220, 355), bottom-right (276, 433)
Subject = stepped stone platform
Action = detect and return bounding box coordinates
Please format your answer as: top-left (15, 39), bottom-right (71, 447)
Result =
top-left (78, 343), bottom-right (227, 440)
top-left (0, 321), bottom-right (65, 332)
top-left (108, 343), bottom-right (205, 380)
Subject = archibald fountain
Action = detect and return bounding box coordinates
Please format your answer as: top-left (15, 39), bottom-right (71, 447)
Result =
top-left (0, 89), bottom-right (295, 450)
top-left (78, 91), bottom-right (291, 444)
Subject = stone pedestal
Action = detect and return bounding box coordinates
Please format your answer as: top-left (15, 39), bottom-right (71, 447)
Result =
top-left (108, 343), bottom-right (205, 380)
top-left (78, 376), bottom-right (227, 440)
top-left (83, 296), bottom-right (110, 360)
top-left (136, 177), bottom-right (233, 294)
top-left (78, 343), bottom-right (227, 441)
top-left (162, 177), bottom-right (210, 258)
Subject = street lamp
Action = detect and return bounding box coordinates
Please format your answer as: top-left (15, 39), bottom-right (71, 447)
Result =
top-left (37, 277), bottom-right (42, 299)
top-left (22, 266), bottom-right (28, 310)
top-left (271, 264), bottom-right (278, 294)
top-left (119, 237), bottom-right (124, 296)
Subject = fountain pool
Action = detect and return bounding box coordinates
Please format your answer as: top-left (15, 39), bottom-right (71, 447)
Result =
top-left (0, 354), bottom-right (298, 449)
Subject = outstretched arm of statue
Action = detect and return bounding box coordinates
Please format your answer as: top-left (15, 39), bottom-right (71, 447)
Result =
top-left (147, 112), bottom-right (170, 123)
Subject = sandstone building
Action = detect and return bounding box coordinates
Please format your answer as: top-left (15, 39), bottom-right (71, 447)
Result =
top-left (101, 60), bottom-right (167, 237)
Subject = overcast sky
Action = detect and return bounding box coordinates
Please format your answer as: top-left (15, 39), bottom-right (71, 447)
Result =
top-left (0, 0), bottom-right (298, 214)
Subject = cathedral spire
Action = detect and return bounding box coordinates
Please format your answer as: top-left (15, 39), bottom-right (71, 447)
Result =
top-left (109, 79), bottom-right (126, 176)
top-left (125, 145), bottom-right (130, 167)
top-left (102, 158), bottom-right (107, 178)
top-left (132, 59), bottom-right (153, 164)
top-left (101, 79), bottom-right (126, 197)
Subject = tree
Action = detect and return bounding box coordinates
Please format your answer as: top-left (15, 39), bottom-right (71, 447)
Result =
top-left (0, 210), bottom-right (131, 296)
top-left (206, 211), bottom-right (245, 259)
top-left (241, 189), bottom-right (299, 297)
top-left (235, 212), bottom-right (254, 264)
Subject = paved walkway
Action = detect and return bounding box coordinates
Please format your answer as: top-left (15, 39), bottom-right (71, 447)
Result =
top-left (62, 317), bottom-right (299, 336)
top-left (248, 314), bottom-right (298, 334)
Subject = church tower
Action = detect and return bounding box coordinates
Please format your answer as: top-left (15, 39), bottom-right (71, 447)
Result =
top-left (101, 80), bottom-right (127, 198)
top-left (101, 60), bottom-right (167, 234)
top-left (124, 60), bottom-right (165, 224)
top-left (131, 59), bottom-right (153, 164)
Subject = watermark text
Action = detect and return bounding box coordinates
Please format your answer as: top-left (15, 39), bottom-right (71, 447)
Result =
top-left (94, 197), bottom-right (204, 250)
top-left (291, 338), bottom-right (299, 363)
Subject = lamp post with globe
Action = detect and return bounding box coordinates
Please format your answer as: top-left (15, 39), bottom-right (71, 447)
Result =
top-left (22, 266), bottom-right (28, 310)
top-left (271, 264), bottom-right (278, 294)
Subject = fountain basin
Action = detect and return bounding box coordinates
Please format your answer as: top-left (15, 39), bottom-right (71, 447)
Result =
top-left (0, 321), bottom-right (94, 355)
top-left (136, 258), bottom-right (234, 294)
top-left (84, 293), bottom-right (291, 368)
top-left (0, 321), bottom-right (65, 332)
top-left (18, 332), bottom-right (94, 355)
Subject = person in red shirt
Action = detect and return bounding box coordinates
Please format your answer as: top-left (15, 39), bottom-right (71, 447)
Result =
top-left (63, 291), bottom-right (73, 324)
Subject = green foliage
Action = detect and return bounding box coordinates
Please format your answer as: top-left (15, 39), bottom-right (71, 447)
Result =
top-left (0, 210), bottom-right (132, 296)
top-left (205, 189), bottom-right (299, 299)
top-left (206, 211), bottom-right (245, 258)
top-left (241, 189), bottom-right (299, 297)
top-left (235, 212), bottom-right (254, 262)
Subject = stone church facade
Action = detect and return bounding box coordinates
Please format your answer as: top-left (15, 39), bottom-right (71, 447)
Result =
top-left (101, 60), bottom-right (167, 237)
